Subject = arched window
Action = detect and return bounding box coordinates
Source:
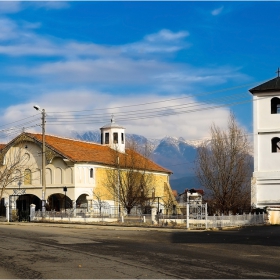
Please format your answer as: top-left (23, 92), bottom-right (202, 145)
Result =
top-left (113, 132), bottom-right (118, 144)
top-left (65, 168), bottom-right (73, 184)
top-left (33, 169), bottom-right (41, 185)
top-left (24, 169), bottom-right (31, 185)
top-left (272, 137), bottom-right (280, 153)
top-left (105, 133), bottom-right (109, 144)
top-left (271, 97), bottom-right (280, 114)
top-left (13, 169), bottom-right (21, 185)
top-left (46, 168), bottom-right (52, 185)
top-left (55, 167), bottom-right (62, 184)
top-left (90, 168), bottom-right (94, 178)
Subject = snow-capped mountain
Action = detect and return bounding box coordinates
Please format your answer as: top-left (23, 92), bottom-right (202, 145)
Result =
top-left (70, 130), bottom-right (199, 180)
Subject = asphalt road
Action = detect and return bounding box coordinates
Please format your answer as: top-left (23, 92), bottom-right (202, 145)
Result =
top-left (0, 223), bottom-right (279, 279)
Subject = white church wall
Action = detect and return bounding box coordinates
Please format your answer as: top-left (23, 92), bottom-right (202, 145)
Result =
top-left (258, 134), bottom-right (280, 171)
top-left (74, 164), bottom-right (96, 188)
top-left (256, 93), bottom-right (280, 130)
top-left (256, 183), bottom-right (280, 205)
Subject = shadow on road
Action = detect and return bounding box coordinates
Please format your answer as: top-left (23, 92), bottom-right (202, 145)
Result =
top-left (171, 225), bottom-right (280, 247)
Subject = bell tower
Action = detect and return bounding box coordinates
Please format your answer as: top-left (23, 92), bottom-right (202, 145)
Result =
top-left (250, 69), bottom-right (280, 208)
top-left (100, 116), bottom-right (126, 153)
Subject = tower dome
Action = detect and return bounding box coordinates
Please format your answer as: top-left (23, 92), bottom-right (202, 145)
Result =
top-left (100, 116), bottom-right (126, 153)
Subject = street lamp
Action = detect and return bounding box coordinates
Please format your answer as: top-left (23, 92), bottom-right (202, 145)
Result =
top-left (63, 187), bottom-right (67, 214)
top-left (33, 105), bottom-right (46, 214)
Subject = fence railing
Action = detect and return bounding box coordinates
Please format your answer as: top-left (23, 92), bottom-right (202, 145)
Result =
top-left (32, 207), bottom-right (268, 229)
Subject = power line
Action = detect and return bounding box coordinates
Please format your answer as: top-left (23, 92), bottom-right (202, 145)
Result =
top-left (46, 92), bottom-right (250, 120)
top-left (46, 81), bottom-right (260, 114)
top-left (46, 98), bottom-right (252, 125)
top-left (0, 113), bottom-right (40, 129)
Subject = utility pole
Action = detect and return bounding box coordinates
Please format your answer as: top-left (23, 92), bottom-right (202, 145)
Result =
top-left (33, 105), bottom-right (46, 215)
top-left (117, 156), bottom-right (120, 217)
top-left (42, 109), bottom-right (46, 214)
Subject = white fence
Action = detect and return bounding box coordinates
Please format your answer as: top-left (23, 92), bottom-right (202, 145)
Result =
top-left (188, 212), bottom-right (267, 229)
top-left (31, 203), bottom-right (268, 229)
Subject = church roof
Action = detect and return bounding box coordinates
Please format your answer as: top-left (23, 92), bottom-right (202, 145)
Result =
top-left (249, 76), bottom-right (280, 94)
top-left (0, 144), bottom-right (6, 150)
top-left (7, 133), bottom-right (171, 174)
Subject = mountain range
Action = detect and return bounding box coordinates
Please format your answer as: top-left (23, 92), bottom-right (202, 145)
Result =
top-left (70, 130), bottom-right (202, 193)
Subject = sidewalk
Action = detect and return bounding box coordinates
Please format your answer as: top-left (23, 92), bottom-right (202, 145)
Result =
top-left (0, 219), bottom-right (198, 232)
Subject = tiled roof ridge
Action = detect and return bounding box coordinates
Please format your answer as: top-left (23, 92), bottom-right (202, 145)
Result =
top-left (27, 132), bottom-right (103, 147)
top-left (24, 132), bottom-right (171, 174)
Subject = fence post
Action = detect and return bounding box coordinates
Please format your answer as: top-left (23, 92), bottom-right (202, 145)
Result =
top-left (151, 208), bottom-right (157, 224)
top-left (143, 215), bottom-right (146, 223)
top-left (30, 204), bottom-right (36, 221)
top-left (186, 202), bottom-right (189, 229)
top-left (5, 198), bottom-right (9, 222)
top-left (205, 203), bottom-right (208, 229)
top-left (72, 200), bottom-right (76, 217)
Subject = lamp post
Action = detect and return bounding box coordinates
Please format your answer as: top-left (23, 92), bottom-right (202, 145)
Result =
top-left (63, 187), bottom-right (67, 214)
top-left (33, 105), bottom-right (46, 214)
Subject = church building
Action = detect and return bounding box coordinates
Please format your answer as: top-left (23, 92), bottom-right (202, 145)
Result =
top-left (0, 118), bottom-right (176, 220)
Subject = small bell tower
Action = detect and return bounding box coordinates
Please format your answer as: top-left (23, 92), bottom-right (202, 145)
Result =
top-left (100, 116), bottom-right (126, 153)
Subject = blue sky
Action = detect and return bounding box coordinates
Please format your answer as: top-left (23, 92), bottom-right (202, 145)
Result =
top-left (0, 1), bottom-right (279, 142)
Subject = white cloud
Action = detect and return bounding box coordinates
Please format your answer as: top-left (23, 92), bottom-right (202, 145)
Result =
top-left (0, 2), bottom-right (23, 14)
top-left (0, 89), bottom-right (231, 143)
top-left (31, 2), bottom-right (70, 10)
top-left (211, 6), bottom-right (224, 16)
top-left (0, 19), bottom-right (249, 144)
top-left (0, 1), bottom-right (68, 15)
top-left (121, 29), bottom-right (190, 55)
top-left (0, 18), bottom-right (18, 40)
top-left (145, 29), bottom-right (189, 42)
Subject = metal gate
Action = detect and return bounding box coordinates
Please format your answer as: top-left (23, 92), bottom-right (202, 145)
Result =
top-left (186, 202), bottom-right (208, 229)
top-left (9, 188), bottom-right (30, 222)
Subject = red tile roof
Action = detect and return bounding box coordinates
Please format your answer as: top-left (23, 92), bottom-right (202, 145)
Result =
top-left (0, 144), bottom-right (6, 150)
top-left (26, 133), bottom-right (171, 174)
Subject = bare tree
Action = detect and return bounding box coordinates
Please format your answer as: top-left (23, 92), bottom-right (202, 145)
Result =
top-left (92, 190), bottom-right (108, 216)
top-left (0, 141), bottom-right (37, 200)
top-left (104, 140), bottom-right (155, 214)
top-left (162, 183), bottom-right (178, 215)
top-left (195, 114), bottom-right (252, 214)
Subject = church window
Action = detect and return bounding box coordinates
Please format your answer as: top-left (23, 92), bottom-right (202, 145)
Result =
top-left (105, 133), bottom-right (109, 144)
top-left (121, 133), bottom-right (124, 144)
top-left (46, 168), bottom-right (52, 184)
top-left (113, 132), bottom-right (118, 144)
top-left (101, 133), bottom-right (103, 144)
top-left (271, 97), bottom-right (280, 114)
top-left (90, 168), bottom-right (94, 178)
top-left (272, 137), bottom-right (280, 152)
top-left (55, 167), bottom-right (62, 184)
top-left (24, 169), bottom-right (32, 185)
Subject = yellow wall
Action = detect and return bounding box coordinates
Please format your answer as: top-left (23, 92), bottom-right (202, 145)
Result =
top-left (94, 166), bottom-right (175, 206)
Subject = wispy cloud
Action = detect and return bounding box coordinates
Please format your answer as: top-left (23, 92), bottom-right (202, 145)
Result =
top-left (0, 1), bottom-right (69, 15)
top-left (0, 2), bottom-right (23, 14)
top-left (30, 2), bottom-right (70, 10)
top-left (0, 15), bottom-right (249, 141)
top-left (1, 89), bottom-right (231, 142)
top-left (121, 29), bottom-right (190, 55)
top-left (145, 29), bottom-right (189, 42)
top-left (211, 6), bottom-right (224, 16)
